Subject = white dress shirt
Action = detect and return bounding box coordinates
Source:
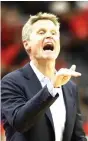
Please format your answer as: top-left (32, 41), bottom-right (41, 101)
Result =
top-left (30, 61), bottom-right (66, 141)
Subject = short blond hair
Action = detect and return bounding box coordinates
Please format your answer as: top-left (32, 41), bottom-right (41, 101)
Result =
top-left (22, 12), bottom-right (60, 42)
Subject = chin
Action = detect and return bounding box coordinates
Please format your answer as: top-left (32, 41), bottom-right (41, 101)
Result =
top-left (42, 55), bottom-right (57, 60)
top-left (43, 51), bottom-right (59, 60)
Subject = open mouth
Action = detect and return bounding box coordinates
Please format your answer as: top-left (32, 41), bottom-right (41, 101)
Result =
top-left (43, 43), bottom-right (54, 51)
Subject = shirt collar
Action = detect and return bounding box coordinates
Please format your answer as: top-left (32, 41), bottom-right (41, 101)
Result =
top-left (30, 61), bottom-right (45, 82)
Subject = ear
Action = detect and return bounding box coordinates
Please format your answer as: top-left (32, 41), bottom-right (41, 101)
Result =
top-left (23, 40), bottom-right (31, 53)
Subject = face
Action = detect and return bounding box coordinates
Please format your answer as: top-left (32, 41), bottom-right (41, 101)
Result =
top-left (24, 19), bottom-right (60, 61)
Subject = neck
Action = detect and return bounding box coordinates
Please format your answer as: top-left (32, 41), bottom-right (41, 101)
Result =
top-left (32, 59), bottom-right (56, 80)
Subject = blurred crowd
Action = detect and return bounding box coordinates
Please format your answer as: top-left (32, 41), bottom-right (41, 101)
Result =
top-left (1, 1), bottom-right (88, 140)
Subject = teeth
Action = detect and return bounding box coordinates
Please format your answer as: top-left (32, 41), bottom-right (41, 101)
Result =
top-left (47, 43), bottom-right (53, 45)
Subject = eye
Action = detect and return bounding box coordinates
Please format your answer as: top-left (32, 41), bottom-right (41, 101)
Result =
top-left (38, 30), bottom-right (46, 35)
top-left (51, 31), bottom-right (57, 35)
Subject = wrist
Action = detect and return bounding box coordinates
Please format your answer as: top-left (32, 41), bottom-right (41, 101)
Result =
top-left (52, 76), bottom-right (60, 88)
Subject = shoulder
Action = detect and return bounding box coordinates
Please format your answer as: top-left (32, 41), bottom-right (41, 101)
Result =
top-left (1, 67), bottom-right (26, 94)
top-left (1, 67), bottom-right (24, 84)
top-left (1, 62), bottom-right (32, 84)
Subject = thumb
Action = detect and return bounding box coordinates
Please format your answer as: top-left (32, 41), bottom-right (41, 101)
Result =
top-left (70, 65), bottom-right (76, 71)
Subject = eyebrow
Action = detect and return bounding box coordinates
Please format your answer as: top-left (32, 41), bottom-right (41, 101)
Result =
top-left (37, 28), bottom-right (58, 32)
top-left (37, 28), bottom-right (46, 32)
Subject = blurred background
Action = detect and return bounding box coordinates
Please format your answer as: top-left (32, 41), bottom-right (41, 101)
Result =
top-left (1, 1), bottom-right (88, 140)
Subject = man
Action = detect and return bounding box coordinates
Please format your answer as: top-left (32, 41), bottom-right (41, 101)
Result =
top-left (1, 12), bottom-right (87, 141)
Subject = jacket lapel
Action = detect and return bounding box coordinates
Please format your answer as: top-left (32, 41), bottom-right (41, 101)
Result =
top-left (62, 83), bottom-right (76, 141)
top-left (22, 63), bottom-right (42, 96)
top-left (21, 63), bottom-right (55, 133)
top-left (45, 108), bottom-right (55, 135)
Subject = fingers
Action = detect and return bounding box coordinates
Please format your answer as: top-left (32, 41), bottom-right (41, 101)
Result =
top-left (70, 65), bottom-right (76, 71)
top-left (56, 65), bottom-right (81, 77)
top-left (54, 65), bottom-right (81, 87)
top-left (69, 71), bottom-right (81, 77)
top-left (70, 65), bottom-right (81, 77)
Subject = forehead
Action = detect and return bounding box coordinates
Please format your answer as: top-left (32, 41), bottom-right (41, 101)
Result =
top-left (31, 19), bottom-right (59, 31)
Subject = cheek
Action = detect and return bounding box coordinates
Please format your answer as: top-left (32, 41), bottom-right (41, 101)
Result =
top-left (33, 35), bottom-right (43, 45)
top-left (30, 41), bottom-right (42, 54)
top-left (56, 40), bottom-right (60, 48)
top-left (30, 34), bottom-right (44, 50)
top-left (56, 41), bottom-right (60, 54)
top-left (56, 36), bottom-right (60, 43)
top-left (35, 38), bottom-right (43, 49)
top-left (54, 35), bottom-right (60, 45)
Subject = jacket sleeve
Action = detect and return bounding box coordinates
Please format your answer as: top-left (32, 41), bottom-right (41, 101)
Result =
top-left (1, 75), bottom-right (58, 133)
top-left (71, 86), bottom-right (87, 141)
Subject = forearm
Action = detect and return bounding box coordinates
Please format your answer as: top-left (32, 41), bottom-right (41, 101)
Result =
top-left (13, 86), bottom-right (57, 132)
top-left (1, 77), bottom-right (58, 133)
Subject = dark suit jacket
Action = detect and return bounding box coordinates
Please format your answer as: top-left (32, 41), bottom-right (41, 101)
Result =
top-left (1, 63), bottom-right (86, 141)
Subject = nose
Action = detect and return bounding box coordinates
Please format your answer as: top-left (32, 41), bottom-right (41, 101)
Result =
top-left (45, 31), bottom-right (53, 38)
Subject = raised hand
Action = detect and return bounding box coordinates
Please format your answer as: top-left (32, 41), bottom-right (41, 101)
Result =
top-left (53, 65), bottom-right (81, 88)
